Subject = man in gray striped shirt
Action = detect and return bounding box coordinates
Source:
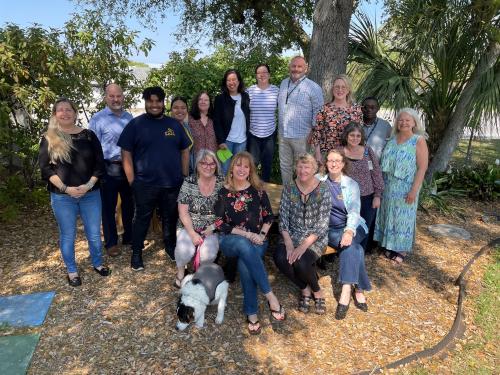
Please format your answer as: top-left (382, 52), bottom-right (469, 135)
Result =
top-left (278, 56), bottom-right (324, 184)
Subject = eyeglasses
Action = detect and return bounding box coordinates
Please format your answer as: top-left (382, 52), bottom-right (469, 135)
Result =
top-left (200, 162), bottom-right (216, 168)
top-left (326, 159), bottom-right (344, 164)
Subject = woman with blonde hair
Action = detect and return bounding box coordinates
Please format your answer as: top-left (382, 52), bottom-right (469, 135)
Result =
top-left (375, 108), bottom-right (428, 264)
top-left (214, 151), bottom-right (285, 334)
top-left (311, 74), bottom-right (363, 165)
top-left (274, 153), bottom-right (331, 314)
top-left (38, 98), bottom-right (110, 287)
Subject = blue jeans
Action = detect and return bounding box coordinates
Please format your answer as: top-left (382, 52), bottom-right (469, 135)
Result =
top-left (219, 234), bottom-right (271, 315)
top-left (247, 132), bottom-right (275, 182)
top-left (360, 194), bottom-right (377, 251)
top-left (50, 190), bottom-right (103, 273)
top-left (221, 140), bottom-right (247, 176)
top-left (328, 226), bottom-right (371, 291)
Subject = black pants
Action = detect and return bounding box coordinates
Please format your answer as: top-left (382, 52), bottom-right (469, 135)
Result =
top-left (100, 173), bottom-right (133, 249)
top-left (273, 243), bottom-right (320, 292)
top-left (131, 181), bottom-right (180, 259)
top-left (247, 132), bottom-right (276, 182)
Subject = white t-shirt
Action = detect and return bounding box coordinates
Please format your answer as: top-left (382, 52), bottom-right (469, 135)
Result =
top-left (226, 94), bottom-right (247, 143)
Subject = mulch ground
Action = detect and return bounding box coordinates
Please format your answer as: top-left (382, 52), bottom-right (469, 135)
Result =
top-left (0, 199), bottom-right (498, 375)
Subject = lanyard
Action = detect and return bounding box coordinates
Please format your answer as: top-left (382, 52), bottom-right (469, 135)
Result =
top-left (286, 77), bottom-right (305, 104)
top-left (364, 118), bottom-right (379, 143)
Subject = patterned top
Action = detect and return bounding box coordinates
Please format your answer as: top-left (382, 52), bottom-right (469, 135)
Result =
top-left (311, 103), bottom-right (363, 152)
top-left (346, 146), bottom-right (384, 198)
top-left (214, 186), bottom-right (273, 234)
top-left (279, 181), bottom-right (332, 257)
top-left (177, 175), bottom-right (224, 230)
top-left (188, 115), bottom-right (218, 155)
top-left (327, 175), bottom-right (368, 234)
top-left (380, 135), bottom-right (420, 183)
top-left (278, 77), bottom-right (324, 138)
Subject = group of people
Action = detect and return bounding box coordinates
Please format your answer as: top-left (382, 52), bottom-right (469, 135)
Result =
top-left (38, 55), bottom-right (428, 331)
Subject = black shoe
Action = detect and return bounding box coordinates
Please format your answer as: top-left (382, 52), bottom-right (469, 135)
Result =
top-left (352, 290), bottom-right (368, 312)
top-left (93, 266), bottom-right (111, 277)
top-left (131, 252), bottom-right (144, 271)
top-left (335, 303), bottom-right (349, 320)
top-left (67, 275), bottom-right (82, 287)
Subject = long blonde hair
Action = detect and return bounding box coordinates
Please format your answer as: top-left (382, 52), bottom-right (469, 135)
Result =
top-left (45, 98), bottom-right (77, 164)
top-left (225, 151), bottom-right (263, 191)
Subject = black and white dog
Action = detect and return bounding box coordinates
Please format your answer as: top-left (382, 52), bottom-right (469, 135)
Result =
top-left (176, 263), bottom-right (229, 331)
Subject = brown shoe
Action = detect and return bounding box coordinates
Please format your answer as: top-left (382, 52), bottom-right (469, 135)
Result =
top-left (107, 245), bottom-right (121, 257)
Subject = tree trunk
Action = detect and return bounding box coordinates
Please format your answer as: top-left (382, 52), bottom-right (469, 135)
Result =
top-left (308, 0), bottom-right (355, 100)
top-left (426, 40), bottom-right (500, 180)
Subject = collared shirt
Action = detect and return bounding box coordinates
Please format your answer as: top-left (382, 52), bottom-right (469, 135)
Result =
top-left (278, 76), bottom-right (324, 139)
top-left (89, 106), bottom-right (133, 161)
top-left (362, 117), bottom-right (392, 160)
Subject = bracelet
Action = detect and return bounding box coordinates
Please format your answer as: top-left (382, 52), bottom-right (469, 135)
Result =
top-left (59, 184), bottom-right (67, 193)
top-left (260, 230), bottom-right (267, 238)
top-left (85, 179), bottom-right (95, 190)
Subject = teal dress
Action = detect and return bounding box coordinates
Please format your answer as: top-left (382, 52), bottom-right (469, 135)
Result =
top-left (374, 134), bottom-right (421, 252)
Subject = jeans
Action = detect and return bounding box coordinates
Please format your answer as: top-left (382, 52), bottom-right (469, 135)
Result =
top-left (50, 190), bottom-right (103, 273)
top-left (221, 140), bottom-right (247, 176)
top-left (247, 132), bottom-right (275, 182)
top-left (219, 234), bottom-right (271, 315)
top-left (100, 173), bottom-right (133, 248)
top-left (328, 226), bottom-right (371, 291)
top-left (273, 244), bottom-right (320, 292)
top-left (360, 194), bottom-right (377, 252)
top-left (131, 181), bottom-right (180, 259)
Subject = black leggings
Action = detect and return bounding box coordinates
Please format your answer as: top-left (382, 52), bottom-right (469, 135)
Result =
top-left (273, 243), bottom-right (320, 292)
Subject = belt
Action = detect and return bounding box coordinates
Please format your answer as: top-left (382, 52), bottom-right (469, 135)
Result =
top-left (107, 160), bottom-right (122, 165)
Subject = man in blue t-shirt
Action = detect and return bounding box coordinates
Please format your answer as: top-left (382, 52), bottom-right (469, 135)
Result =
top-left (118, 86), bottom-right (190, 270)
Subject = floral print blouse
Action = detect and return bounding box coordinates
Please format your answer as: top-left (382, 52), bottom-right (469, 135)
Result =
top-left (311, 103), bottom-right (363, 153)
top-left (279, 181), bottom-right (332, 257)
top-left (177, 175), bottom-right (224, 231)
top-left (214, 185), bottom-right (273, 234)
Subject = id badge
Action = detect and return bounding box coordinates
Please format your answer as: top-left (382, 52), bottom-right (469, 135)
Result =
top-left (367, 160), bottom-right (373, 170)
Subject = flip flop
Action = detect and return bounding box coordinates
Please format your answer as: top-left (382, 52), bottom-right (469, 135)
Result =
top-left (246, 317), bottom-right (261, 335)
top-left (268, 302), bottom-right (286, 322)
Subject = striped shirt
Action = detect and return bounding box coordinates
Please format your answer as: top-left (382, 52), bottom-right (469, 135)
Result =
top-left (278, 77), bottom-right (324, 138)
top-left (247, 84), bottom-right (279, 138)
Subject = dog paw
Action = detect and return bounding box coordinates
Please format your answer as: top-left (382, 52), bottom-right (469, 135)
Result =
top-left (215, 316), bottom-right (224, 325)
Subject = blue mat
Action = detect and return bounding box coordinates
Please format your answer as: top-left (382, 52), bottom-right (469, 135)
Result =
top-left (0, 291), bottom-right (55, 327)
top-left (0, 334), bottom-right (40, 375)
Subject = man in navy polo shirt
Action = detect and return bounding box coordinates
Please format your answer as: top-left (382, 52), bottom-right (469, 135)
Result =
top-left (118, 86), bottom-right (190, 270)
top-left (89, 83), bottom-right (134, 258)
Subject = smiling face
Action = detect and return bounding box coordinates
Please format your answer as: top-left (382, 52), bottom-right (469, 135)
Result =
top-left (231, 157), bottom-right (250, 183)
top-left (347, 129), bottom-right (363, 147)
top-left (54, 101), bottom-right (77, 128)
top-left (198, 93), bottom-right (210, 114)
top-left (332, 78), bottom-right (349, 101)
top-left (145, 94), bottom-right (165, 117)
top-left (256, 65), bottom-right (270, 86)
top-left (197, 155), bottom-right (217, 178)
top-left (326, 151), bottom-right (345, 176)
top-left (289, 57), bottom-right (307, 82)
top-left (226, 73), bottom-right (240, 95)
top-left (105, 84), bottom-right (124, 114)
top-left (295, 160), bottom-right (316, 184)
top-left (171, 99), bottom-right (188, 123)
top-left (397, 112), bottom-right (416, 135)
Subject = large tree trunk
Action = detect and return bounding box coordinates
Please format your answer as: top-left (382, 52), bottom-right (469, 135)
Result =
top-left (426, 40), bottom-right (500, 179)
top-left (308, 0), bottom-right (355, 100)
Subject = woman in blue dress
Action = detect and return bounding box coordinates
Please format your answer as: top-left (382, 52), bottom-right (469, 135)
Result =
top-left (374, 108), bottom-right (428, 264)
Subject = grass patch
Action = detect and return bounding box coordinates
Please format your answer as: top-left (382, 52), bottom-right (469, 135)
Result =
top-left (452, 139), bottom-right (500, 165)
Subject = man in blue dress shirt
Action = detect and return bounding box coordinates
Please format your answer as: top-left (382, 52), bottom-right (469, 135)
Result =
top-left (89, 83), bottom-right (134, 257)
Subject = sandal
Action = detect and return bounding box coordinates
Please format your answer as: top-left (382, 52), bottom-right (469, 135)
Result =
top-left (384, 250), bottom-right (405, 264)
top-left (268, 302), bottom-right (286, 322)
top-left (298, 295), bottom-right (312, 313)
top-left (173, 276), bottom-right (182, 289)
top-left (314, 297), bottom-right (326, 315)
top-left (246, 317), bottom-right (261, 335)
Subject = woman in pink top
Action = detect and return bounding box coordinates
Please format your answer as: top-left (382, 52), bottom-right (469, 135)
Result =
top-left (189, 91), bottom-right (218, 156)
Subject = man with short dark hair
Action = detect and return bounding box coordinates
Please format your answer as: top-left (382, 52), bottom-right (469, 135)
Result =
top-left (361, 97), bottom-right (392, 160)
top-left (118, 86), bottom-right (190, 270)
top-left (89, 83), bottom-right (133, 257)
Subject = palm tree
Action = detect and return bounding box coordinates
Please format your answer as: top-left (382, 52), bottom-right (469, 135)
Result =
top-left (349, 0), bottom-right (499, 179)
